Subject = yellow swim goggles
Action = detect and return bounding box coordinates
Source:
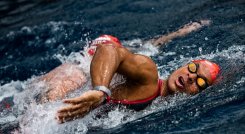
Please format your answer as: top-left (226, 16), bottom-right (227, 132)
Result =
top-left (188, 62), bottom-right (209, 90)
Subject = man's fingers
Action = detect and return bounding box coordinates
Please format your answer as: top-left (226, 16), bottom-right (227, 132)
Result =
top-left (56, 90), bottom-right (103, 123)
top-left (58, 109), bottom-right (84, 120)
top-left (63, 97), bottom-right (83, 104)
top-left (63, 93), bottom-right (94, 104)
top-left (56, 106), bottom-right (91, 123)
top-left (57, 103), bottom-right (83, 113)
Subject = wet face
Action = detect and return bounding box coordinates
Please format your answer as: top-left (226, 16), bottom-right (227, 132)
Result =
top-left (167, 62), bottom-right (213, 95)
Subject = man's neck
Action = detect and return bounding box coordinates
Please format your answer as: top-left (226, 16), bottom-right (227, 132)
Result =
top-left (160, 79), bottom-right (173, 97)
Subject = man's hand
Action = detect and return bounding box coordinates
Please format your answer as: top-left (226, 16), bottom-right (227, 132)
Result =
top-left (56, 90), bottom-right (105, 123)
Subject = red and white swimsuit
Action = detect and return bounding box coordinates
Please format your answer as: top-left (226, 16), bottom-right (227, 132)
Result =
top-left (87, 34), bottom-right (123, 56)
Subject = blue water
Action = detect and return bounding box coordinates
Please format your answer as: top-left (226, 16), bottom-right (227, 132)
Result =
top-left (0, 0), bottom-right (245, 133)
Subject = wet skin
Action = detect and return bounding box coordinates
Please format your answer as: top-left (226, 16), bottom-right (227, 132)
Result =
top-left (166, 62), bottom-right (213, 95)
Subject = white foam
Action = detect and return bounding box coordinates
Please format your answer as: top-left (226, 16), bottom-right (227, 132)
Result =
top-left (18, 102), bottom-right (90, 134)
top-left (0, 81), bottom-right (22, 102)
top-left (122, 39), bottom-right (159, 56)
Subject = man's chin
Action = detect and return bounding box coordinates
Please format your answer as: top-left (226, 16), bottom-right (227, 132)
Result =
top-left (167, 79), bottom-right (177, 93)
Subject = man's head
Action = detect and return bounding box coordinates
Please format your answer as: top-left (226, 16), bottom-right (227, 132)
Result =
top-left (167, 60), bottom-right (220, 94)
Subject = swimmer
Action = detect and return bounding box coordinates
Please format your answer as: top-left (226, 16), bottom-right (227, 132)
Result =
top-left (39, 20), bottom-right (219, 123)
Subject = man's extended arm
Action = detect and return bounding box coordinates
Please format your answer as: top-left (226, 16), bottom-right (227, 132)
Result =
top-left (150, 20), bottom-right (210, 46)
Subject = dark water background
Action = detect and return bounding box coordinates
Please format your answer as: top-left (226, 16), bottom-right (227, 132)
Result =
top-left (0, 0), bottom-right (245, 133)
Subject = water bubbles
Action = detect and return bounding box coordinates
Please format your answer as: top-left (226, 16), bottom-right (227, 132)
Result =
top-left (45, 38), bottom-right (56, 45)
top-left (198, 47), bottom-right (203, 55)
top-left (7, 54), bottom-right (13, 59)
top-left (102, 108), bottom-right (125, 127)
top-left (48, 21), bottom-right (64, 32)
top-left (6, 31), bottom-right (15, 38)
top-left (194, 110), bottom-right (200, 117)
top-left (216, 44), bottom-right (220, 53)
top-left (171, 120), bottom-right (179, 124)
top-left (236, 77), bottom-right (245, 84)
top-left (57, 44), bottom-right (66, 54)
top-left (21, 26), bottom-right (32, 34)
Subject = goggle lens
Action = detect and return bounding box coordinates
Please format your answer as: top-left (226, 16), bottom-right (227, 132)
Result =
top-left (188, 63), bottom-right (197, 73)
top-left (197, 77), bottom-right (207, 89)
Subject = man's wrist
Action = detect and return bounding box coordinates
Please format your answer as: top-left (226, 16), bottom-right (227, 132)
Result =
top-left (93, 86), bottom-right (111, 103)
top-left (93, 86), bottom-right (111, 97)
top-left (92, 90), bottom-right (106, 103)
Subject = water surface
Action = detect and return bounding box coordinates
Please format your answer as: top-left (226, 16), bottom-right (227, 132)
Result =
top-left (0, 0), bottom-right (245, 133)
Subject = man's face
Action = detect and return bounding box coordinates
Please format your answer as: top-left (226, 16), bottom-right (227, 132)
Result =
top-left (167, 62), bottom-right (213, 94)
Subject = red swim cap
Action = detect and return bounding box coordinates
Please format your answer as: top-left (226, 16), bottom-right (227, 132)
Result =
top-left (193, 59), bottom-right (220, 83)
top-left (88, 35), bottom-right (122, 56)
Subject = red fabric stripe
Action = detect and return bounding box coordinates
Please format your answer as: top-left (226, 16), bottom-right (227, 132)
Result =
top-left (106, 79), bottom-right (163, 105)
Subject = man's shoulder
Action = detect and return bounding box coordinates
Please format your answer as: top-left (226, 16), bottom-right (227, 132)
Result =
top-left (133, 54), bottom-right (155, 65)
top-left (117, 48), bottom-right (157, 69)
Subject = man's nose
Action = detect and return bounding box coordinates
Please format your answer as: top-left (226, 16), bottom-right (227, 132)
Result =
top-left (187, 73), bottom-right (197, 84)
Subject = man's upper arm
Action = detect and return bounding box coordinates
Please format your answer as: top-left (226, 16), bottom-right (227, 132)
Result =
top-left (117, 54), bottom-right (158, 85)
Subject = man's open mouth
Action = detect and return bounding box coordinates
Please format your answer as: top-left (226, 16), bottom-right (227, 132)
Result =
top-left (175, 76), bottom-right (185, 90)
